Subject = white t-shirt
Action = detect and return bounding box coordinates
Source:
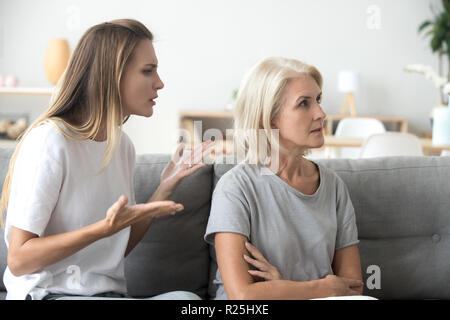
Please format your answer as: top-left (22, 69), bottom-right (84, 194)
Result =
top-left (3, 120), bottom-right (136, 300)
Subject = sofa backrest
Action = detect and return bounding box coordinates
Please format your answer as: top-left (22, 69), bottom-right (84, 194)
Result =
top-left (1, 148), bottom-right (450, 300)
top-left (125, 154), bottom-right (213, 299)
top-left (317, 156), bottom-right (450, 299)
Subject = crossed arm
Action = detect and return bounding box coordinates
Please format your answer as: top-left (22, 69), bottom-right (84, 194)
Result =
top-left (215, 232), bottom-right (363, 300)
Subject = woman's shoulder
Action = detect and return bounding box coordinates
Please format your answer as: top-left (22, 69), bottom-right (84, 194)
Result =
top-left (15, 121), bottom-right (69, 167)
top-left (23, 120), bottom-right (68, 149)
top-left (312, 160), bottom-right (349, 193)
top-left (214, 162), bottom-right (263, 193)
top-left (120, 130), bottom-right (135, 151)
top-left (218, 162), bottom-right (261, 182)
top-left (311, 160), bottom-right (337, 180)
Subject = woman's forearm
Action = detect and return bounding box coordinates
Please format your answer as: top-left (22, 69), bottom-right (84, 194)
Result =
top-left (125, 185), bottom-right (172, 257)
top-left (8, 220), bottom-right (108, 277)
top-left (235, 278), bottom-right (329, 300)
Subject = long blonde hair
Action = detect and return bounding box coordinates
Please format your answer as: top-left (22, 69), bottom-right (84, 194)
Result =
top-left (0, 19), bottom-right (153, 228)
top-left (233, 57), bottom-right (323, 166)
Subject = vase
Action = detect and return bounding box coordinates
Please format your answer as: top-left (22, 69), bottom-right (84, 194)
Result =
top-left (44, 38), bottom-right (70, 85)
top-left (432, 105), bottom-right (450, 145)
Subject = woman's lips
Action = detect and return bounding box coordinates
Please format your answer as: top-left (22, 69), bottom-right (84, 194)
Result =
top-left (149, 96), bottom-right (157, 103)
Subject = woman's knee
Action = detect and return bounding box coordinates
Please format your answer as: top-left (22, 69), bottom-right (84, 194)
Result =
top-left (148, 290), bottom-right (202, 300)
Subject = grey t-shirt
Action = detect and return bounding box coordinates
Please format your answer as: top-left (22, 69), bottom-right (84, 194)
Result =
top-left (204, 162), bottom-right (359, 300)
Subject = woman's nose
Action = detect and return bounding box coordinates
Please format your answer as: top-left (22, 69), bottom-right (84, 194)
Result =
top-left (314, 103), bottom-right (326, 121)
top-left (155, 73), bottom-right (164, 90)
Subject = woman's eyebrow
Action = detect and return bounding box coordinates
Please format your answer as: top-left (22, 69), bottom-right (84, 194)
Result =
top-left (295, 92), bottom-right (322, 103)
top-left (144, 63), bottom-right (157, 68)
top-left (296, 95), bottom-right (311, 103)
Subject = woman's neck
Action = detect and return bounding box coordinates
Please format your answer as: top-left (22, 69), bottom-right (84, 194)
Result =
top-left (268, 147), bottom-right (314, 181)
top-left (65, 114), bottom-right (107, 142)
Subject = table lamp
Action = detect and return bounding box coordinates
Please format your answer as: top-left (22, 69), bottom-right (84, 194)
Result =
top-left (338, 70), bottom-right (359, 117)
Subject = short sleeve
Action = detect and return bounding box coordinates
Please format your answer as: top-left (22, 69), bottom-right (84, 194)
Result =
top-left (125, 133), bottom-right (136, 206)
top-left (334, 175), bottom-right (359, 250)
top-left (5, 126), bottom-right (64, 242)
top-left (204, 173), bottom-right (251, 245)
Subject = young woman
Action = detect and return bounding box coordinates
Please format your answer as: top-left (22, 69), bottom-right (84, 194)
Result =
top-left (0, 19), bottom-right (212, 300)
top-left (205, 57), bottom-right (372, 300)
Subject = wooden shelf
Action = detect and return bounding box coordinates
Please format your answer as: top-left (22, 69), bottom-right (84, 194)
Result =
top-left (179, 110), bottom-right (233, 118)
top-left (0, 87), bottom-right (54, 96)
top-left (178, 110), bottom-right (414, 157)
top-left (179, 110), bottom-right (235, 158)
top-left (324, 114), bottom-right (408, 135)
top-left (0, 139), bottom-right (18, 148)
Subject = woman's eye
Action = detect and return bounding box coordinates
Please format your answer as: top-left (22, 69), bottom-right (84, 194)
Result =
top-left (317, 96), bottom-right (322, 103)
top-left (299, 100), bottom-right (308, 107)
top-left (142, 69), bottom-right (153, 75)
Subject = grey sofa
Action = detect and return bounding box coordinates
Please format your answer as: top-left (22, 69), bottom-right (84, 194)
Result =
top-left (0, 146), bottom-right (450, 300)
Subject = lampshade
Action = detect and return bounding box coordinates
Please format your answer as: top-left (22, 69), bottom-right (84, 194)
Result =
top-left (338, 70), bottom-right (359, 93)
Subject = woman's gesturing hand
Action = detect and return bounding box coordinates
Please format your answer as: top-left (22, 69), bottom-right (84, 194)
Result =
top-left (159, 141), bottom-right (215, 196)
top-left (103, 195), bottom-right (184, 237)
top-left (244, 241), bottom-right (283, 281)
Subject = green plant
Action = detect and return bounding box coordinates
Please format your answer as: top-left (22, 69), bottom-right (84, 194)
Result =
top-left (418, 0), bottom-right (450, 104)
top-left (231, 88), bottom-right (238, 100)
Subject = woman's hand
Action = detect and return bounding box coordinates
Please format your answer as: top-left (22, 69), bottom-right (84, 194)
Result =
top-left (320, 274), bottom-right (364, 297)
top-left (243, 241), bottom-right (283, 281)
top-left (103, 195), bottom-right (183, 237)
top-left (158, 141), bottom-right (215, 197)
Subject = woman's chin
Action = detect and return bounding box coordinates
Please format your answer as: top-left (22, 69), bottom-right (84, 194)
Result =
top-left (141, 107), bottom-right (154, 117)
top-left (310, 137), bottom-right (324, 149)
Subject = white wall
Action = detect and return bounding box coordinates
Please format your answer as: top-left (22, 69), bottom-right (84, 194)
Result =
top-left (0, 0), bottom-right (443, 154)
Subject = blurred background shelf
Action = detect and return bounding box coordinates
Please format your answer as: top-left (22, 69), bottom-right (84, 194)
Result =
top-left (0, 139), bottom-right (18, 148)
top-left (0, 87), bottom-right (54, 96)
top-left (324, 114), bottom-right (408, 135)
top-left (179, 110), bottom-right (233, 145)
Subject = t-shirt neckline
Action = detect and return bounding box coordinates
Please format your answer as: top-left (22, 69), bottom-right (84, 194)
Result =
top-left (261, 160), bottom-right (324, 198)
top-left (47, 120), bottom-right (108, 145)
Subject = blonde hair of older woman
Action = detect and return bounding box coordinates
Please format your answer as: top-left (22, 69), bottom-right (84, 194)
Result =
top-left (233, 57), bottom-right (323, 168)
top-left (0, 19), bottom-right (153, 228)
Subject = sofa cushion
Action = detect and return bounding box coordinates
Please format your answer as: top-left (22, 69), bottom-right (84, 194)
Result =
top-left (125, 154), bottom-right (213, 299)
top-left (0, 147), bottom-right (14, 293)
top-left (316, 156), bottom-right (450, 299)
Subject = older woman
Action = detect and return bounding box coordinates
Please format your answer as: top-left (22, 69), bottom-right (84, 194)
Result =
top-left (205, 57), bottom-right (371, 300)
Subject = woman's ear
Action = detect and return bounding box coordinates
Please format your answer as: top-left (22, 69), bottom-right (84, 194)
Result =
top-left (260, 115), bottom-right (278, 129)
top-left (269, 116), bottom-right (278, 129)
